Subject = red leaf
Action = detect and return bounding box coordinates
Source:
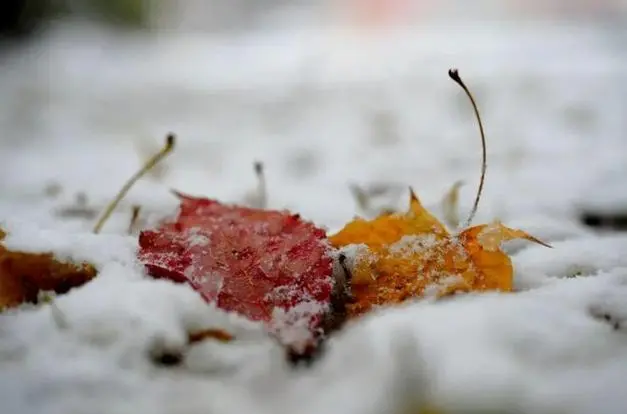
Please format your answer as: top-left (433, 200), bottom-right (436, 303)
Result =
top-left (138, 192), bottom-right (335, 351)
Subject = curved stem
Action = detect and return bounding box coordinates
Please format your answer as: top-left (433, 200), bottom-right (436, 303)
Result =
top-left (448, 69), bottom-right (487, 228)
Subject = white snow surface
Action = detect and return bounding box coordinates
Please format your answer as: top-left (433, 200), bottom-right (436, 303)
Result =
top-left (0, 15), bottom-right (627, 414)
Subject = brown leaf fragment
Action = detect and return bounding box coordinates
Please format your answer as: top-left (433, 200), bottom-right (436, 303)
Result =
top-left (188, 328), bottom-right (234, 344)
top-left (0, 229), bottom-right (97, 309)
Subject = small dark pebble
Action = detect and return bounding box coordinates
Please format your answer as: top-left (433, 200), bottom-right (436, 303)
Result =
top-left (152, 350), bottom-right (184, 367)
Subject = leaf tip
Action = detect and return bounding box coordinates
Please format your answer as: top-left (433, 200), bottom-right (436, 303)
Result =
top-left (535, 238), bottom-right (553, 248)
top-left (170, 189), bottom-right (186, 199)
top-left (408, 186), bottom-right (418, 203)
top-left (521, 231), bottom-right (552, 249)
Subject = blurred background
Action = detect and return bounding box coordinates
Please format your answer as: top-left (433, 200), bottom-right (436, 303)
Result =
top-left (0, 0), bottom-right (625, 233)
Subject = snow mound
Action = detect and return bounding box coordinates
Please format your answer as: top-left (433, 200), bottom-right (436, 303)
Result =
top-left (3, 264), bottom-right (627, 414)
top-left (0, 264), bottom-right (280, 414)
top-left (514, 234), bottom-right (627, 289)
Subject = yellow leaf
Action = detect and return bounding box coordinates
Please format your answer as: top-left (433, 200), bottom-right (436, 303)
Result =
top-left (329, 190), bottom-right (549, 318)
top-left (462, 221), bottom-right (551, 252)
top-left (329, 188), bottom-right (447, 250)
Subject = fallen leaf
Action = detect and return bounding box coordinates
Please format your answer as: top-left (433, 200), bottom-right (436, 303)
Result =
top-left (188, 328), bottom-right (234, 344)
top-left (329, 189), bottom-right (549, 317)
top-left (138, 191), bottom-right (335, 352)
top-left (329, 69), bottom-right (552, 318)
top-left (0, 229), bottom-right (97, 309)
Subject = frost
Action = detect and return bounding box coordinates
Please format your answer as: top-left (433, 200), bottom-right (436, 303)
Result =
top-left (388, 234), bottom-right (439, 257)
top-left (186, 229), bottom-right (211, 248)
top-left (265, 284), bottom-right (302, 303)
top-left (192, 271), bottom-right (225, 297)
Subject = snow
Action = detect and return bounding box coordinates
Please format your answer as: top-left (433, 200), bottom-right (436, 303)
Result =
top-left (389, 234), bottom-right (440, 256)
top-left (271, 300), bottom-right (329, 353)
top-left (1, 219), bottom-right (140, 273)
top-left (423, 274), bottom-right (465, 298)
top-left (0, 10), bottom-right (627, 414)
top-left (513, 235), bottom-right (627, 290)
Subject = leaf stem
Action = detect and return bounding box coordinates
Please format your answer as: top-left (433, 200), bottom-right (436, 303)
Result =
top-left (448, 69), bottom-right (487, 228)
top-left (92, 133), bottom-right (176, 234)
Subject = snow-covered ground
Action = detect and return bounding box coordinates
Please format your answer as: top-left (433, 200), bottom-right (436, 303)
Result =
top-left (0, 15), bottom-right (627, 414)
